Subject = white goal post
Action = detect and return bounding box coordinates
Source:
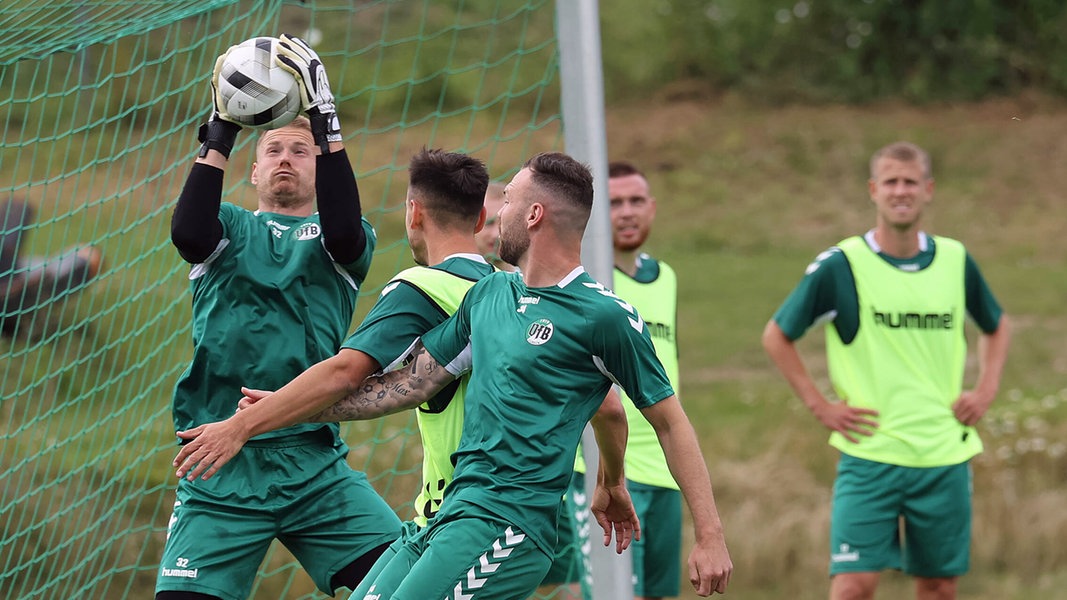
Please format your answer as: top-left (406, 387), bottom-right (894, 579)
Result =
top-left (557, 1), bottom-right (636, 599)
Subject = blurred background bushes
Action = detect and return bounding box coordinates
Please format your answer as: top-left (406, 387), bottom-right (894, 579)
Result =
top-left (599, 0), bottom-right (1067, 104)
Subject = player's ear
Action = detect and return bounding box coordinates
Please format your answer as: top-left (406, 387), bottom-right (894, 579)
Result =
top-left (406, 198), bottom-right (423, 228)
top-left (473, 206), bottom-right (487, 234)
top-left (527, 202), bottom-right (544, 228)
top-left (250, 162), bottom-right (260, 185)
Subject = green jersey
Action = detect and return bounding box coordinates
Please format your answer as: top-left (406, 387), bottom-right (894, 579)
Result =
top-left (615, 255), bottom-right (680, 490)
top-left (421, 267), bottom-right (674, 554)
top-left (172, 202), bottom-right (376, 441)
top-left (341, 254), bottom-right (494, 525)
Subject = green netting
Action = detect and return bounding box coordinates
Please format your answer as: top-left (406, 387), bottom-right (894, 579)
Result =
top-left (0, 1), bottom-right (563, 597)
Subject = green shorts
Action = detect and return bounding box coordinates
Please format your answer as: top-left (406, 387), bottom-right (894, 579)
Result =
top-left (359, 500), bottom-right (550, 600)
top-left (542, 471), bottom-right (589, 586)
top-left (628, 479), bottom-right (682, 597)
top-left (830, 453), bottom-right (972, 578)
top-left (347, 520), bottom-right (420, 600)
top-left (156, 430), bottom-right (401, 600)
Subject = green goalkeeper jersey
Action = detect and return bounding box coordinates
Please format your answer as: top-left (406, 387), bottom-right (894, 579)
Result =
top-left (341, 254), bottom-right (495, 525)
top-left (172, 202), bottom-right (376, 441)
top-left (421, 267), bottom-right (675, 554)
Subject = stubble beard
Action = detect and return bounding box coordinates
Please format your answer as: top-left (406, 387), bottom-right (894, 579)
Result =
top-left (265, 179), bottom-right (312, 211)
top-left (613, 226), bottom-right (649, 252)
top-left (498, 230), bottom-right (529, 268)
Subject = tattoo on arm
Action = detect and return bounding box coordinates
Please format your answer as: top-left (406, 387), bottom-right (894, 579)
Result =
top-left (310, 343), bottom-right (454, 422)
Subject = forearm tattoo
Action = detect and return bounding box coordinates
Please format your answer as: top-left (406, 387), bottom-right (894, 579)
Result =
top-left (312, 344), bottom-right (452, 422)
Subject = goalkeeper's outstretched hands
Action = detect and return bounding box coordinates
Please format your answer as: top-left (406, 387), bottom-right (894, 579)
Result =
top-left (275, 33), bottom-right (341, 152)
top-left (196, 48), bottom-right (243, 160)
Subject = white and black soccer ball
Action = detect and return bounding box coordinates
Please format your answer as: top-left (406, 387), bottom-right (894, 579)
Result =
top-left (216, 37), bottom-right (301, 130)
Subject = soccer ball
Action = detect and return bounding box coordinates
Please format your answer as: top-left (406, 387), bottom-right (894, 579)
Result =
top-left (216, 37), bottom-right (302, 130)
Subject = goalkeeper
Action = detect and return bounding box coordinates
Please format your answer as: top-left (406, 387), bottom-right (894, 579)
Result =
top-left (155, 35), bottom-right (400, 600)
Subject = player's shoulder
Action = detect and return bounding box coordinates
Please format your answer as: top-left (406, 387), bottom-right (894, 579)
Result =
top-left (929, 234), bottom-right (966, 253)
top-left (632, 252), bottom-right (674, 282)
top-left (802, 243), bottom-right (851, 277)
top-left (466, 269), bottom-right (516, 296)
top-left (571, 273), bottom-right (641, 319)
top-left (648, 255), bottom-right (677, 282)
top-left (217, 201), bottom-right (249, 219)
top-left (435, 254), bottom-right (497, 281)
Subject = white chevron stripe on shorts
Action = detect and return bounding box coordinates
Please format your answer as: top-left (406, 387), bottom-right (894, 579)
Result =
top-left (447, 526), bottom-right (527, 600)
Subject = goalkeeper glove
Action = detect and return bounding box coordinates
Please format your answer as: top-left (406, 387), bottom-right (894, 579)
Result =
top-left (275, 33), bottom-right (342, 153)
top-left (197, 51), bottom-right (242, 159)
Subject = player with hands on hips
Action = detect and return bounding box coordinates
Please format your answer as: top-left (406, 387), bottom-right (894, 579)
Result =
top-left (762, 141), bottom-right (1011, 600)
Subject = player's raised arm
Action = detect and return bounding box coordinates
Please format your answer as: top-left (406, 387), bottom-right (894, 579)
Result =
top-left (274, 33), bottom-right (368, 265)
top-left (170, 49), bottom-right (241, 263)
top-left (275, 34), bottom-right (342, 155)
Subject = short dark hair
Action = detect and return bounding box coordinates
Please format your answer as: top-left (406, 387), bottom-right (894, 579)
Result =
top-left (409, 148), bottom-right (489, 224)
top-left (608, 160), bottom-right (644, 179)
top-left (523, 152), bottom-right (593, 211)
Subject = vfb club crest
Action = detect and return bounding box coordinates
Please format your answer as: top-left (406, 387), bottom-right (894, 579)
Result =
top-left (295, 223), bottom-right (321, 240)
top-left (526, 318), bottom-right (554, 346)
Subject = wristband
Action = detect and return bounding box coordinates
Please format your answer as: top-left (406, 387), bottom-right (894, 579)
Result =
top-left (197, 120), bottom-right (241, 159)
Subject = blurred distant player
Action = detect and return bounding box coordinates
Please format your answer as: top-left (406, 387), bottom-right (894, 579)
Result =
top-left (0, 197), bottom-right (103, 337)
top-left (608, 160), bottom-right (686, 600)
top-left (762, 141), bottom-right (1011, 600)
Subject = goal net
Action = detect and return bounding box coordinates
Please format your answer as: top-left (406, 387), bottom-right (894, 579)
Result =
top-left (0, 1), bottom-right (572, 597)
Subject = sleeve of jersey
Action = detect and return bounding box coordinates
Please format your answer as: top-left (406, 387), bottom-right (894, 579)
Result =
top-left (171, 163), bottom-right (225, 264)
top-left (324, 219), bottom-right (377, 280)
top-left (420, 293), bottom-right (475, 377)
top-left (315, 149), bottom-right (367, 265)
top-left (963, 252), bottom-right (1004, 333)
top-left (596, 306), bottom-right (674, 410)
top-left (773, 247), bottom-right (848, 340)
top-left (341, 281), bottom-right (446, 371)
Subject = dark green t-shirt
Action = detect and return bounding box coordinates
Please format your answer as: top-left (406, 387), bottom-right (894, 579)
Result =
top-left (422, 267), bottom-right (674, 553)
top-left (172, 202), bottom-right (376, 441)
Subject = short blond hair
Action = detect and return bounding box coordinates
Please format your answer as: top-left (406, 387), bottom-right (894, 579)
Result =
top-left (256, 115), bottom-right (312, 150)
top-left (870, 141), bottom-right (932, 179)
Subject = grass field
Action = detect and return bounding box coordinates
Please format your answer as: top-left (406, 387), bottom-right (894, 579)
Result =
top-left (606, 87), bottom-right (1067, 599)
top-left (4, 88), bottom-right (1067, 598)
